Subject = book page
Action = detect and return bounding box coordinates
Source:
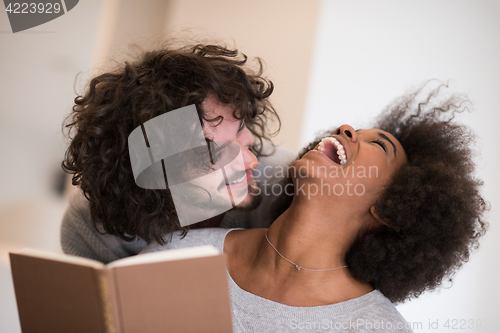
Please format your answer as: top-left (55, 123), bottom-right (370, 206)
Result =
top-left (107, 245), bottom-right (220, 269)
top-left (16, 248), bottom-right (105, 269)
top-left (112, 251), bottom-right (232, 332)
top-left (10, 251), bottom-right (109, 332)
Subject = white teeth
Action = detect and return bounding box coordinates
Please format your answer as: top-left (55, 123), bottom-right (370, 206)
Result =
top-left (316, 137), bottom-right (348, 165)
top-left (228, 173), bottom-right (246, 185)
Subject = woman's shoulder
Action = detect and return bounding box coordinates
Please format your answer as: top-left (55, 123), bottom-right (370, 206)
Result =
top-left (230, 288), bottom-right (414, 333)
top-left (347, 290), bottom-right (413, 332)
top-left (141, 228), bottom-right (242, 254)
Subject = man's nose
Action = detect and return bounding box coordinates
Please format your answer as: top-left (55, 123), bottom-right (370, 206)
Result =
top-left (242, 146), bottom-right (258, 170)
top-left (238, 127), bottom-right (258, 170)
top-left (336, 124), bottom-right (358, 143)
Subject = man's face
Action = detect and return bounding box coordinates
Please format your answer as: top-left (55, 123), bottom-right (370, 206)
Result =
top-left (201, 94), bottom-right (261, 210)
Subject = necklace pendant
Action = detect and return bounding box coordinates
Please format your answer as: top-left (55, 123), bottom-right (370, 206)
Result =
top-left (295, 265), bottom-right (301, 271)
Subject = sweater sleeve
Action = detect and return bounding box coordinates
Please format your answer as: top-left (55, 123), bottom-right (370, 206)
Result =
top-left (60, 191), bottom-right (147, 263)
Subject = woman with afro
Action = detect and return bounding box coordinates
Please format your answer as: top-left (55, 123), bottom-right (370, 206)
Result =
top-left (142, 83), bottom-right (488, 333)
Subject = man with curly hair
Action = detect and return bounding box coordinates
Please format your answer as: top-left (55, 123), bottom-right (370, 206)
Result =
top-left (61, 44), bottom-right (295, 263)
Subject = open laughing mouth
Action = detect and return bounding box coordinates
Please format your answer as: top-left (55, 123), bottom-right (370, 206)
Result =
top-left (316, 137), bottom-right (347, 165)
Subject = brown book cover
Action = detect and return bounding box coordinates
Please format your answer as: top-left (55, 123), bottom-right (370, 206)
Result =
top-left (10, 246), bottom-right (233, 333)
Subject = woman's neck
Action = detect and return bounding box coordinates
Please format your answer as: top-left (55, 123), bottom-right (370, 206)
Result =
top-left (255, 194), bottom-right (366, 282)
top-left (225, 195), bottom-right (374, 306)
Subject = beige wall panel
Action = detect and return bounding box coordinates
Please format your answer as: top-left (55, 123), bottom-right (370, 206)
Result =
top-left (163, 0), bottom-right (320, 151)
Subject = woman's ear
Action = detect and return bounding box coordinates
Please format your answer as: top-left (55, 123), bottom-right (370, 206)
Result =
top-left (369, 205), bottom-right (391, 228)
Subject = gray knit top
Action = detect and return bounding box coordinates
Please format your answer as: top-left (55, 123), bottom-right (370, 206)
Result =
top-left (142, 228), bottom-right (414, 333)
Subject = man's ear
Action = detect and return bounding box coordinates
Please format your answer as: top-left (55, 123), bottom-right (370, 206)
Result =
top-left (369, 205), bottom-right (391, 228)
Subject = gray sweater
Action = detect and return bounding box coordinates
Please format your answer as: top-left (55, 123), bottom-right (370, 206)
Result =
top-left (142, 228), bottom-right (414, 333)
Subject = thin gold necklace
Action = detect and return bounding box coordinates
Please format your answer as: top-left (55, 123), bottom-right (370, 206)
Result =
top-left (265, 230), bottom-right (348, 272)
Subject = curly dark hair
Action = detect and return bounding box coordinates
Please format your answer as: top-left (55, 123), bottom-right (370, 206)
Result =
top-left (62, 44), bottom-right (279, 244)
top-left (272, 83), bottom-right (488, 303)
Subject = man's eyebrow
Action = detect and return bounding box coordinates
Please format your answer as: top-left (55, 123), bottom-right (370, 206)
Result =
top-left (378, 132), bottom-right (397, 156)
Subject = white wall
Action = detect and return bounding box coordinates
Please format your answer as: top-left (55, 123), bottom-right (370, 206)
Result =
top-left (302, 1), bottom-right (500, 332)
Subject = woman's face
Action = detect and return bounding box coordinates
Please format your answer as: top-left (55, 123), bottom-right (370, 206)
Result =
top-left (293, 125), bottom-right (407, 204)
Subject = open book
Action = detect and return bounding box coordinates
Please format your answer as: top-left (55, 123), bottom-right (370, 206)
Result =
top-left (10, 246), bottom-right (233, 333)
